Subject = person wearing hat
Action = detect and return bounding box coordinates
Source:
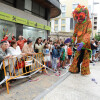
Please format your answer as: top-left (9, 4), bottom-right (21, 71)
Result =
top-left (22, 39), bottom-right (34, 55)
top-left (22, 39), bottom-right (35, 77)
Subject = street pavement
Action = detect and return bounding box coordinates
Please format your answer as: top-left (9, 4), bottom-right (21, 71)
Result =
top-left (42, 62), bottom-right (100, 100)
top-left (0, 62), bottom-right (100, 100)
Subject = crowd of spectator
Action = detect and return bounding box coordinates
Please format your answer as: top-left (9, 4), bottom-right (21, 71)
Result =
top-left (0, 33), bottom-right (100, 88)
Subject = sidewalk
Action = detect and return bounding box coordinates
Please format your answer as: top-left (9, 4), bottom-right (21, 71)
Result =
top-left (42, 62), bottom-right (100, 100)
top-left (0, 66), bottom-right (69, 100)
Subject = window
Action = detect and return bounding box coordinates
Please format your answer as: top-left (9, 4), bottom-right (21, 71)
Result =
top-left (0, 20), bottom-right (16, 41)
top-left (70, 18), bottom-right (73, 30)
top-left (62, 13), bottom-right (66, 17)
top-left (55, 26), bottom-right (58, 32)
top-left (32, 1), bottom-right (45, 18)
top-left (40, 6), bottom-right (45, 18)
top-left (32, 2), bottom-right (40, 15)
top-left (62, 19), bottom-right (66, 24)
top-left (61, 5), bottom-right (66, 12)
top-left (25, 0), bottom-right (32, 11)
top-left (55, 20), bottom-right (58, 24)
top-left (23, 26), bottom-right (47, 44)
top-left (72, 3), bottom-right (79, 11)
top-left (0, 0), bottom-right (15, 7)
top-left (61, 26), bottom-right (65, 31)
top-left (94, 26), bottom-right (97, 30)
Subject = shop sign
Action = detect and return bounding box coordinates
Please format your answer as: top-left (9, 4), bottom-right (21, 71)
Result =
top-left (0, 11), bottom-right (51, 31)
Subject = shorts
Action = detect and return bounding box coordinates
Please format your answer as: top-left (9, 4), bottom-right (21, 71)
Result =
top-left (92, 49), bottom-right (96, 56)
top-left (44, 56), bottom-right (50, 62)
top-left (68, 55), bottom-right (72, 59)
top-left (60, 56), bottom-right (65, 61)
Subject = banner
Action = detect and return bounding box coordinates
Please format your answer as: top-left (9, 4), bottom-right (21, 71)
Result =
top-left (25, 60), bottom-right (32, 67)
top-left (0, 11), bottom-right (51, 31)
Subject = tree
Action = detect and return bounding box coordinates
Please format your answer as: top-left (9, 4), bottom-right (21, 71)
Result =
top-left (95, 34), bottom-right (100, 41)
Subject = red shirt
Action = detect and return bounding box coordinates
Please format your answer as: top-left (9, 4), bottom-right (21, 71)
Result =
top-left (1, 36), bottom-right (8, 42)
top-left (17, 39), bottom-right (27, 50)
top-left (1, 36), bottom-right (15, 43)
top-left (67, 47), bottom-right (72, 55)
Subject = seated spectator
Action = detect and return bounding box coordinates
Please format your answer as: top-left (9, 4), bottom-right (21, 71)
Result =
top-left (0, 41), bottom-right (12, 86)
top-left (17, 35), bottom-right (27, 50)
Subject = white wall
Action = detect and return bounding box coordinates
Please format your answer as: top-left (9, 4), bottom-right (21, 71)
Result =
top-left (58, 19), bottom-right (61, 31)
top-left (51, 19), bottom-right (55, 32)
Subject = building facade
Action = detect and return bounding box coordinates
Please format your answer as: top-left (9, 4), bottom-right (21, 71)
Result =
top-left (0, 0), bottom-right (61, 43)
top-left (50, 0), bottom-right (88, 40)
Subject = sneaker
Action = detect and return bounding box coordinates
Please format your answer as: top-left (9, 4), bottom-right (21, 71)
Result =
top-left (90, 61), bottom-right (93, 63)
top-left (62, 67), bottom-right (66, 69)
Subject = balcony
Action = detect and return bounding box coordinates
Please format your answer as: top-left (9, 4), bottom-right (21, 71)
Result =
top-left (33, 0), bottom-right (61, 18)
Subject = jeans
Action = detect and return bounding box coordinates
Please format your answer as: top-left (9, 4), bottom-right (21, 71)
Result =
top-left (52, 57), bottom-right (57, 70)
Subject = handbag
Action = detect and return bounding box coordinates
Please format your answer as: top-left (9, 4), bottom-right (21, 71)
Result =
top-left (34, 49), bottom-right (38, 53)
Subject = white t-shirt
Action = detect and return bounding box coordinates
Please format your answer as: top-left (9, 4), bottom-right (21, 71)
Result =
top-left (8, 46), bottom-right (22, 56)
top-left (64, 45), bottom-right (68, 53)
top-left (48, 44), bottom-right (53, 53)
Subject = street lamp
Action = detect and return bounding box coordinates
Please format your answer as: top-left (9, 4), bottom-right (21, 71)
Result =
top-left (91, 0), bottom-right (99, 39)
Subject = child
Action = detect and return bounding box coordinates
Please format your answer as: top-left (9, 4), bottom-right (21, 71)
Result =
top-left (67, 45), bottom-right (73, 65)
top-left (43, 43), bottom-right (51, 67)
top-left (60, 44), bottom-right (66, 69)
top-left (52, 42), bottom-right (60, 72)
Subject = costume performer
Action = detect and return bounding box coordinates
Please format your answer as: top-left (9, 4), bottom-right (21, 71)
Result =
top-left (65, 5), bottom-right (92, 75)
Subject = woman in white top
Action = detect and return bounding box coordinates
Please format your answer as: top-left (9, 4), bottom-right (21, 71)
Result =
top-left (8, 40), bottom-right (25, 56)
top-left (7, 40), bottom-right (25, 74)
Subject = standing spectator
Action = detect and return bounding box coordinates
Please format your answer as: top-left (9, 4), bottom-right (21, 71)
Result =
top-left (38, 37), bottom-right (43, 45)
top-left (91, 39), bottom-right (98, 62)
top-left (7, 40), bottom-right (25, 75)
top-left (8, 40), bottom-right (25, 56)
top-left (43, 39), bottom-right (47, 44)
top-left (0, 41), bottom-right (12, 86)
top-left (67, 45), bottom-right (73, 64)
top-left (52, 42), bottom-right (60, 72)
top-left (43, 43), bottom-right (50, 72)
top-left (64, 43), bottom-right (68, 65)
top-left (1, 33), bottom-right (11, 42)
top-left (22, 39), bottom-right (35, 77)
top-left (48, 40), bottom-right (53, 54)
top-left (48, 40), bottom-right (53, 67)
top-left (60, 44), bottom-right (66, 69)
top-left (34, 38), bottom-right (44, 53)
top-left (17, 35), bottom-right (27, 50)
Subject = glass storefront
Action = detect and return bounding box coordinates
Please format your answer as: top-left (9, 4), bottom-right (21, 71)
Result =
top-left (0, 20), bottom-right (47, 43)
top-left (0, 20), bottom-right (16, 40)
top-left (23, 25), bottom-right (47, 44)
